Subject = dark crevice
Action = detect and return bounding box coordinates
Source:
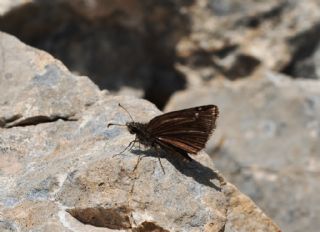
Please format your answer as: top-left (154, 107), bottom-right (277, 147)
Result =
top-left (178, 47), bottom-right (260, 80)
top-left (0, 114), bottom-right (22, 127)
top-left (3, 115), bottom-right (77, 128)
top-left (67, 206), bottom-right (170, 231)
top-left (214, 45), bottom-right (239, 59)
top-left (219, 224), bottom-right (226, 232)
top-left (67, 206), bottom-right (132, 229)
top-left (282, 22), bottom-right (320, 78)
top-left (0, 1), bottom-right (193, 110)
top-left (143, 68), bottom-right (186, 109)
top-left (178, 45), bottom-right (239, 66)
top-left (132, 221), bottom-right (170, 232)
top-left (223, 54), bottom-right (261, 80)
top-left (235, 2), bottom-right (288, 28)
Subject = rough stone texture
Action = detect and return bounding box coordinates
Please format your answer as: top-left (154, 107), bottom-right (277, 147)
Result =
top-left (0, 0), bottom-right (190, 109)
top-left (1, 0), bottom-right (320, 108)
top-left (176, 0), bottom-right (320, 81)
top-left (289, 42), bottom-right (320, 79)
top-left (0, 32), bottom-right (100, 128)
top-left (166, 73), bottom-right (320, 232)
top-left (0, 32), bottom-right (281, 231)
top-left (1, 1), bottom-right (319, 231)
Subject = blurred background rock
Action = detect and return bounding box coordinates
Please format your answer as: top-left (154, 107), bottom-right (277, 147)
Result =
top-left (0, 0), bottom-right (319, 231)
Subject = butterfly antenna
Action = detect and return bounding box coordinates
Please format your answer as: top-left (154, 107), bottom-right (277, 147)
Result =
top-left (107, 123), bottom-right (126, 128)
top-left (118, 103), bottom-right (134, 122)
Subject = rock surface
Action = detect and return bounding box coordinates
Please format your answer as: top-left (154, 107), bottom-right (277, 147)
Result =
top-left (289, 42), bottom-right (320, 79)
top-left (1, 1), bottom-right (319, 231)
top-left (176, 0), bottom-right (320, 81)
top-left (0, 33), bottom-right (281, 231)
top-left (0, 0), bottom-right (190, 109)
top-left (166, 73), bottom-right (320, 232)
top-left (1, 0), bottom-right (320, 109)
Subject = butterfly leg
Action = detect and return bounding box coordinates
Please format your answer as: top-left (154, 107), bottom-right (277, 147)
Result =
top-left (112, 137), bottom-right (137, 157)
top-left (132, 143), bottom-right (150, 172)
top-left (154, 145), bottom-right (166, 174)
top-left (132, 154), bottom-right (144, 172)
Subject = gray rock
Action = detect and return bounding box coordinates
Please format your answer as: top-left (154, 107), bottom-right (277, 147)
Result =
top-left (289, 42), bottom-right (320, 79)
top-left (0, 32), bottom-right (281, 231)
top-left (0, 32), bottom-right (100, 128)
top-left (0, 0), bottom-right (189, 109)
top-left (166, 72), bottom-right (320, 232)
top-left (1, 0), bottom-right (320, 110)
top-left (176, 0), bottom-right (320, 81)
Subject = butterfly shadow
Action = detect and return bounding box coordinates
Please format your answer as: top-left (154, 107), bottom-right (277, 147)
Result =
top-left (131, 148), bottom-right (223, 191)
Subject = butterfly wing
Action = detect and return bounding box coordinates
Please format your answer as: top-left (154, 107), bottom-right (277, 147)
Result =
top-left (147, 105), bottom-right (219, 154)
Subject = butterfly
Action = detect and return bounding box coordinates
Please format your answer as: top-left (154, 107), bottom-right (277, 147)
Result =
top-left (108, 104), bottom-right (219, 172)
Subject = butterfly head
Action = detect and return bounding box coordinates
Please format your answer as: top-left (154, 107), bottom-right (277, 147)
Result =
top-left (126, 121), bottom-right (152, 147)
top-left (126, 122), bottom-right (141, 135)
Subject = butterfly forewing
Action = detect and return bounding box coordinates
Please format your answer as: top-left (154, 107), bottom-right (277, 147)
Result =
top-left (147, 105), bottom-right (219, 154)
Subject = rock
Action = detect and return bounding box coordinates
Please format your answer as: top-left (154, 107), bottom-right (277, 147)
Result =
top-left (175, 0), bottom-right (320, 83)
top-left (1, 0), bottom-right (320, 109)
top-left (198, 0), bottom-right (320, 65)
top-left (165, 72), bottom-right (320, 232)
top-left (0, 0), bottom-right (189, 109)
top-left (0, 32), bottom-right (281, 231)
top-left (0, 32), bottom-right (100, 128)
top-left (287, 42), bottom-right (320, 79)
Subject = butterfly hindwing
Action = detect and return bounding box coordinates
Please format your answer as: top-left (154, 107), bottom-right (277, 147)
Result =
top-left (147, 105), bottom-right (219, 154)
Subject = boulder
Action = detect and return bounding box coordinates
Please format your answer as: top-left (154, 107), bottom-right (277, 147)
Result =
top-left (166, 72), bottom-right (320, 232)
top-left (1, 0), bottom-right (320, 109)
top-left (176, 0), bottom-right (320, 80)
top-left (0, 32), bottom-right (281, 231)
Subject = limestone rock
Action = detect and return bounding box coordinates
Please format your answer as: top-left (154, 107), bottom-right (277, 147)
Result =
top-left (166, 72), bottom-right (320, 232)
top-left (0, 32), bottom-right (281, 231)
top-left (0, 32), bottom-right (100, 128)
top-left (1, 0), bottom-right (319, 109)
top-left (177, 0), bottom-right (320, 80)
top-left (0, 0), bottom-right (189, 109)
top-left (288, 42), bottom-right (320, 79)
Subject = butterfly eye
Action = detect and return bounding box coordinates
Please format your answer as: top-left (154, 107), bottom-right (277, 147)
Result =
top-left (127, 125), bottom-right (138, 134)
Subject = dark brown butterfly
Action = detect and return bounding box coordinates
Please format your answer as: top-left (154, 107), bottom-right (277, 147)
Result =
top-left (108, 104), bottom-right (219, 172)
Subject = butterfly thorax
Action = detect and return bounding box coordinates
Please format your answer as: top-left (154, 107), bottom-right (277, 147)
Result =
top-left (126, 122), bottom-right (155, 147)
